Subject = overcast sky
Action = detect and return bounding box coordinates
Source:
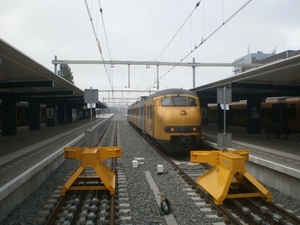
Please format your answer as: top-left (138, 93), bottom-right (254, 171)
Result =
top-left (1, 0), bottom-right (299, 106)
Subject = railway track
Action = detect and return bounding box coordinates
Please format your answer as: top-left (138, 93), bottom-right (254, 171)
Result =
top-left (126, 115), bottom-right (300, 225)
top-left (164, 153), bottom-right (300, 224)
top-left (39, 115), bottom-right (120, 225)
top-left (31, 114), bottom-right (300, 224)
top-left (166, 153), bottom-right (300, 224)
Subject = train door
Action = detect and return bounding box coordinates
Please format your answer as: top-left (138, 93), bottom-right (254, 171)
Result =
top-left (145, 100), bottom-right (154, 138)
top-left (135, 106), bottom-right (138, 125)
top-left (139, 102), bottom-right (145, 131)
top-left (144, 103), bottom-right (146, 132)
top-left (287, 100), bottom-right (300, 131)
top-left (272, 103), bottom-right (288, 123)
top-left (152, 98), bottom-right (161, 139)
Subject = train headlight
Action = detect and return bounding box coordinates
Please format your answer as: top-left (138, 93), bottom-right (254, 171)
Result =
top-left (164, 127), bottom-right (176, 132)
top-left (179, 110), bottom-right (187, 115)
top-left (192, 127), bottom-right (198, 131)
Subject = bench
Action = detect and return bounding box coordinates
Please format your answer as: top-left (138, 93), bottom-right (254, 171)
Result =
top-left (266, 122), bottom-right (290, 140)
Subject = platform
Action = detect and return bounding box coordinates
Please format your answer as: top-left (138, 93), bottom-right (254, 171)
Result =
top-left (202, 123), bottom-right (300, 199)
top-left (202, 124), bottom-right (300, 170)
top-left (0, 114), bottom-right (113, 221)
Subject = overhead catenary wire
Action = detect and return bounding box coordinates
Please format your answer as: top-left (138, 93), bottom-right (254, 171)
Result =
top-left (134, 0), bottom-right (252, 99)
top-left (98, 0), bottom-right (113, 62)
top-left (134, 1), bottom-right (202, 95)
top-left (200, 2), bottom-right (248, 49)
top-left (84, 0), bottom-right (113, 89)
top-left (154, 1), bottom-right (201, 62)
top-left (82, 0), bottom-right (252, 104)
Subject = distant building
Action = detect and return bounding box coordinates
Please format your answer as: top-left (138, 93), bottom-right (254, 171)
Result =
top-left (257, 49), bottom-right (300, 64)
top-left (233, 49), bottom-right (300, 74)
top-left (233, 52), bottom-right (272, 74)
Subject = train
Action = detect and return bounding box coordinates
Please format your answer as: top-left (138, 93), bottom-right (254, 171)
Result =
top-left (127, 88), bottom-right (204, 153)
top-left (0, 101), bottom-right (88, 128)
top-left (0, 101), bottom-right (47, 128)
top-left (208, 97), bottom-right (300, 131)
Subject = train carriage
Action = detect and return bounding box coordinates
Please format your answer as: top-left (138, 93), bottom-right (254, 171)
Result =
top-left (127, 88), bottom-right (204, 153)
top-left (208, 97), bottom-right (300, 132)
top-left (0, 101), bottom-right (46, 128)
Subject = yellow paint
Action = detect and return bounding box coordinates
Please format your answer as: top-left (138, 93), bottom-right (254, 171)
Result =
top-left (61, 146), bottom-right (122, 195)
top-left (191, 150), bottom-right (272, 205)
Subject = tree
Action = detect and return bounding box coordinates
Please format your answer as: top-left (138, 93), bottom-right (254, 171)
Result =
top-left (58, 64), bottom-right (74, 84)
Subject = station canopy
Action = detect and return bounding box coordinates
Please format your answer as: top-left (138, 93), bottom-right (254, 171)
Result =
top-left (0, 39), bottom-right (106, 108)
top-left (190, 51), bottom-right (300, 103)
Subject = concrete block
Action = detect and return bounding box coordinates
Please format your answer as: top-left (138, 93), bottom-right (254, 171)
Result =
top-left (157, 165), bottom-right (164, 173)
top-left (132, 160), bottom-right (138, 167)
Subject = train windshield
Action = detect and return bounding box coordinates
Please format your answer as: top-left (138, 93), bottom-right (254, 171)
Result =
top-left (161, 97), bottom-right (171, 106)
top-left (161, 96), bottom-right (197, 106)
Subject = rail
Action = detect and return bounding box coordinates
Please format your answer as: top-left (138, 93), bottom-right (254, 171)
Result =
top-left (43, 115), bottom-right (120, 224)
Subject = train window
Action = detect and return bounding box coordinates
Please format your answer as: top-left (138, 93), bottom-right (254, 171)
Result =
top-left (261, 109), bottom-right (266, 118)
top-left (187, 97), bottom-right (196, 106)
top-left (266, 108), bottom-right (272, 118)
top-left (140, 105), bottom-right (144, 117)
top-left (287, 107), bottom-right (296, 119)
top-left (241, 109), bottom-right (247, 116)
top-left (150, 105), bottom-right (153, 119)
top-left (161, 96), bottom-right (196, 106)
top-left (146, 105), bottom-right (149, 119)
top-left (172, 96), bottom-right (188, 106)
top-left (161, 97), bottom-right (171, 106)
top-left (209, 110), bottom-right (217, 116)
top-left (231, 109), bottom-right (235, 116)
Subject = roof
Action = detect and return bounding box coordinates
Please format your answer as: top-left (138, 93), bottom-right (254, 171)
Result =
top-left (0, 39), bottom-right (107, 108)
top-left (190, 53), bottom-right (300, 103)
top-left (0, 39), bottom-right (83, 103)
top-left (148, 88), bottom-right (198, 99)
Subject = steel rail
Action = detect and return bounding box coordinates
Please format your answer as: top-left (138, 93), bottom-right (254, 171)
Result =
top-left (43, 116), bottom-right (115, 224)
top-left (126, 114), bottom-right (275, 224)
top-left (109, 115), bottom-right (118, 225)
top-left (125, 117), bottom-right (243, 224)
top-left (268, 201), bottom-right (300, 224)
top-left (152, 147), bottom-right (242, 224)
top-left (43, 196), bottom-right (65, 225)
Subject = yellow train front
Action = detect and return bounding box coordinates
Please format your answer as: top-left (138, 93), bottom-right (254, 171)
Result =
top-left (127, 88), bottom-right (203, 153)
